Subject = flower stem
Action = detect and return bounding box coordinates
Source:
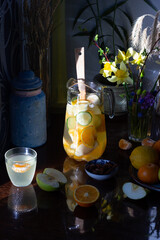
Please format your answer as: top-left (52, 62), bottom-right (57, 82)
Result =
top-left (93, 40), bottom-right (110, 62)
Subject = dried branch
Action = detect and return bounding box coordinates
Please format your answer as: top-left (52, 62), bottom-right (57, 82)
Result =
top-left (23, 0), bottom-right (61, 61)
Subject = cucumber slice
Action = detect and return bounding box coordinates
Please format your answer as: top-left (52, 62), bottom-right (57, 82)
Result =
top-left (76, 111), bottom-right (92, 126)
top-left (67, 117), bottom-right (76, 129)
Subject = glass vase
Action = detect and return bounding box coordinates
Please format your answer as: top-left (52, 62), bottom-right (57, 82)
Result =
top-left (128, 102), bottom-right (153, 142)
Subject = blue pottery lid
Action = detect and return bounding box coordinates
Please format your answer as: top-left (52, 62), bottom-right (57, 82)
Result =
top-left (12, 71), bottom-right (42, 90)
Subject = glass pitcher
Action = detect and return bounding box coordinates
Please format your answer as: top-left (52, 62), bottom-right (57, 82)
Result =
top-left (63, 78), bottom-right (114, 161)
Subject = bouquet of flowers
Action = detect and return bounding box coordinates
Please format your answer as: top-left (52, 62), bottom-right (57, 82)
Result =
top-left (93, 30), bottom-right (160, 141)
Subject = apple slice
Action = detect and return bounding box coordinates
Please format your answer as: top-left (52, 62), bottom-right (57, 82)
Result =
top-left (122, 182), bottom-right (147, 200)
top-left (36, 173), bottom-right (60, 192)
top-left (43, 168), bottom-right (67, 186)
top-left (36, 168), bottom-right (67, 191)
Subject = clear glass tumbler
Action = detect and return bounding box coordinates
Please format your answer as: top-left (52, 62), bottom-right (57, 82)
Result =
top-left (5, 147), bottom-right (37, 187)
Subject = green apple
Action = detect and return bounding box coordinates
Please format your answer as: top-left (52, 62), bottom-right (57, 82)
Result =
top-left (36, 168), bottom-right (67, 192)
top-left (43, 168), bottom-right (67, 186)
top-left (122, 182), bottom-right (147, 200)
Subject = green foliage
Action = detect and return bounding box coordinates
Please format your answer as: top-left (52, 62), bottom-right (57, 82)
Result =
top-left (73, 0), bottom-right (158, 59)
top-left (73, 0), bottom-right (133, 57)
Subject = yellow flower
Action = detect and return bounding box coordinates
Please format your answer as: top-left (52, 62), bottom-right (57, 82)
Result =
top-left (116, 47), bottom-right (135, 64)
top-left (108, 61), bottom-right (133, 85)
top-left (100, 61), bottom-right (115, 78)
top-left (131, 51), bottom-right (146, 66)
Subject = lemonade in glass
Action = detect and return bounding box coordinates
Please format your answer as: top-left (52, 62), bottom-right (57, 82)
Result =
top-left (5, 147), bottom-right (37, 187)
top-left (63, 79), bottom-right (107, 161)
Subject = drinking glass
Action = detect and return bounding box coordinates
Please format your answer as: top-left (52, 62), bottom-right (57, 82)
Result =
top-left (5, 147), bottom-right (37, 187)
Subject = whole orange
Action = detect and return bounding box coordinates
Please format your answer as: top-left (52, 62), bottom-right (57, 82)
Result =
top-left (152, 140), bottom-right (160, 154)
top-left (137, 163), bottom-right (159, 184)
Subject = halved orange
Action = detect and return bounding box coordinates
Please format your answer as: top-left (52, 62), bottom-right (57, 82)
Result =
top-left (73, 184), bottom-right (100, 207)
top-left (81, 126), bottom-right (96, 147)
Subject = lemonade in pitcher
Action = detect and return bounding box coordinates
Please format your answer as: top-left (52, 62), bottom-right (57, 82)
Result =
top-left (63, 79), bottom-right (107, 161)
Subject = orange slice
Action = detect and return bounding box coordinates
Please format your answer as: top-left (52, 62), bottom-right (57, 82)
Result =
top-left (141, 138), bottom-right (155, 147)
top-left (12, 163), bottom-right (31, 173)
top-left (119, 139), bottom-right (132, 150)
top-left (73, 184), bottom-right (100, 207)
top-left (81, 126), bottom-right (96, 147)
top-left (71, 97), bottom-right (77, 105)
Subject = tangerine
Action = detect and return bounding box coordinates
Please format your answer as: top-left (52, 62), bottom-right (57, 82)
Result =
top-left (152, 140), bottom-right (160, 154)
top-left (119, 139), bottom-right (132, 150)
top-left (73, 184), bottom-right (100, 207)
top-left (137, 163), bottom-right (159, 184)
top-left (141, 138), bottom-right (155, 147)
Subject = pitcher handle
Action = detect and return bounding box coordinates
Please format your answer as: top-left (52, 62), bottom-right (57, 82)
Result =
top-left (103, 87), bottom-right (115, 119)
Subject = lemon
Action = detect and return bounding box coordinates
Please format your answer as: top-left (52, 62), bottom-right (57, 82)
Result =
top-left (129, 146), bottom-right (159, 169)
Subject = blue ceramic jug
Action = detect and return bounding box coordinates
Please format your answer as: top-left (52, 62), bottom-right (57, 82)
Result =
top-left (10, 71), bottom-right (47, 147)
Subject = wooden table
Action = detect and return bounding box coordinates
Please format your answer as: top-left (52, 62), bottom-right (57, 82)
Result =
top-left (0, 112), bottom-right (160, 240)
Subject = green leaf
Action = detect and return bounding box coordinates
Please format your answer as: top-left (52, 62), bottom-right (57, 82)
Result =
top-left (72, 3), bottom-right (96, 29)
top-left (103, 17), bottom-right (124, 43)
top-left (88, 27), bottom-right (97, 47)
top-left (115, 44), bottom-right (126, 52)
top-left (119, 93), bottom-right (126, 98)
top-left (118, 9), bottom-right (133, 25)
top-left (81, 17), bottom-right (95, 26)
top-left (73, 31), bottom-right (91, 37)
top-left (144, 0), bottom-right (158, 11)
top-left (94, 34), bottom-right (98, 42)
top-left (98, 48), bottom-right (104, 56)
top-left (101, 0), bottom-right (128, 18)
top-left (118, 25), bottom-right (129, 48)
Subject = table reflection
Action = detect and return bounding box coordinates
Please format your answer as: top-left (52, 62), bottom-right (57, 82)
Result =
top-left (8, 184), bottom-right (37, 218)
top-left (63, 157), bottom-right (87, 212)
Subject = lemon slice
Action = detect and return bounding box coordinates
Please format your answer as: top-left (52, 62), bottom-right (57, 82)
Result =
top-left (74, 143), bottom-right (94, 157)
top-left (89, 105), bottom-right (101, 115)
top-left (74, 101), bottom-right (89, 115)
top-left (66, 103), bottom-right (74, 115)
top-left (87, 94), bottom-right (100, 105)
top-left (76, 111), bottom-right (92, 126)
